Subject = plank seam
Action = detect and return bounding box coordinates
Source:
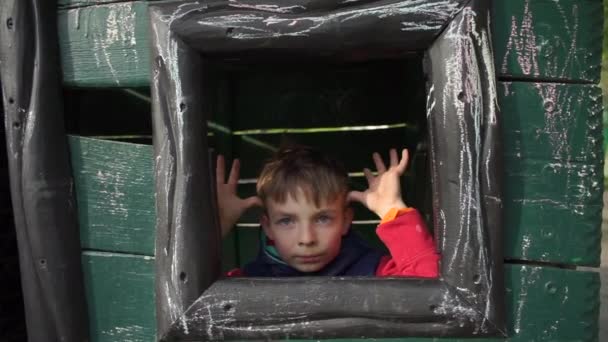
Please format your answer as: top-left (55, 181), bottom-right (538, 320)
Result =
top-left (82, 248), bottom-right (154, 258)
top-left (498, 75), bottom-right (598, 85)
top-left (505, 258), bottom-right (579, 270)
top-left (58, 0), bottom-right (153, 11)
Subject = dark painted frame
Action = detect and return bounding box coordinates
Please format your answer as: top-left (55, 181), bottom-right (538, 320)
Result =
top-left (149, 0), bottom-right (504, 340)
top-left (0, 1), bottom-right (89, 341)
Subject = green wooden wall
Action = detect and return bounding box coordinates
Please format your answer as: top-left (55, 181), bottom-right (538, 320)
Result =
top-left (58, 0), bottom-right (603, 341)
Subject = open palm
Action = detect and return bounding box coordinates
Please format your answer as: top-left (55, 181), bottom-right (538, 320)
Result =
top-left (216, 155), bottom-right (261, 237)
top-left (348, 149), bottom-right (408, 219)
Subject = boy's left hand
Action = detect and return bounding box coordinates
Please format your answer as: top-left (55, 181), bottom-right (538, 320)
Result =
top-left (348, 148), bottom-right (408, 219)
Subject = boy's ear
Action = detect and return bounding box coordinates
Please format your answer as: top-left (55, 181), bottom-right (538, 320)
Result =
top-left (342, 207), bottom-right (353, 235)
top-left (260, 213), bottom-right (274, 240)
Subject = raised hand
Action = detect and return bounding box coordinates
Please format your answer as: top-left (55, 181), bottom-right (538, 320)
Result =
top-left (347, 148), bottom-right (408, 219)
top-left (216, 155), bottom-right (262, 238)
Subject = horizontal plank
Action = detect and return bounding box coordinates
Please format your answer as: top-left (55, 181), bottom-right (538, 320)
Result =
top-left (503, 158), bottom-right (602, 266)
top-left (58, 0), bottom-right (160, 9)
top-left (57, 0), bottom-right (602, 86)
top-left (70, 136), bottom-right (239, 267)
top-left (499, 82), bottom-right (603, 162)
top-left (82, 251), bottom-right (155, 342)
top-left (493, 0), bottom-right (602, 83)
top-left (82, 259), bottom-right (600, 342)
top-left (70, 135), bottom-right (156, 255)
top-left (499, 81), bottom-right (602, 266)
top-left (58, 1), bottom-right (151, 87)
top-left (504, 158), bottom-right (602, 206)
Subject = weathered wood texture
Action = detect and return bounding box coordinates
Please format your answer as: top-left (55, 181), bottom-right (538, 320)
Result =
top-left (499, 82), bottom-right (603, 266)
top-left (81, 258), bottom-right (599, 342)
top-left (58, 0), bottom-right (156, 9)
top-left (56, 0), bottom-right (603, 87)
top-left (493, 0), bottom-right (603, 84)
top-left (70, 136), bottom-right (155, 255)
top-left (58, 1), bottom-right (150, 87)
top-left (82, 251), bottom-right (155, 342)
top-left (70, 136), bottom-right (241, 268)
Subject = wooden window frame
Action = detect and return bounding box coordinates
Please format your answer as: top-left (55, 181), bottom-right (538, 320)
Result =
top-left (149, 0), bottom-right (506, 340)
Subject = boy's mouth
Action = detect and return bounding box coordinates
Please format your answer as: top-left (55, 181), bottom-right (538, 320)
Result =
top-left (295, 255), bottom-right (323, 263)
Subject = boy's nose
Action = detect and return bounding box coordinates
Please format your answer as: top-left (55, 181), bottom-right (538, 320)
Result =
top-left (297, 226), bottom-right (317, 247)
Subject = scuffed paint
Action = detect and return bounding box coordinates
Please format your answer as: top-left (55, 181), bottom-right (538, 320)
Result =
top-left (194, 1), bottom-right (460, 40)
top-left (512, 264), bottom-right (541, 335)
top-left (102, 324), bottom-right (146, 342)
top-left (95, 169), bottom-right (128, 218)
top-left (501, 0), bottom-right (581, 80)
top-left (501, 0), bottom-right (540, 77)
top-left (68, 3), bottom-right (140, 85)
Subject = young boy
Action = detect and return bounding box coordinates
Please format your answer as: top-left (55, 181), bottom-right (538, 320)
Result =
top-left (215, 146), bottom-right (439, 277)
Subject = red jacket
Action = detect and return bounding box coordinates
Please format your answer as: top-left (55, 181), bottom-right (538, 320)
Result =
top-left (227, 208), bottom-right (439, 278)
top-left (374, 208), bottom-right (439, 277)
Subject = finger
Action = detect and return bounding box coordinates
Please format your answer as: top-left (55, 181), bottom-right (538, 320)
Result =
top-left (347, 191), bottom-right (365, 204)
top-left (396, 149), bottom-right (409, 174)
top-left (389, 148), bottom-right (398, 167)
top-left (363, 168), bottom-right (374, 184)
top-left (228, 159), bottom-right (240, 185)
top-left (216, 155), bottom-right (225, 184)
top-left (243, 196), bottom-right (263, 209)
top-left (372, 152), bottom-right (386, 173)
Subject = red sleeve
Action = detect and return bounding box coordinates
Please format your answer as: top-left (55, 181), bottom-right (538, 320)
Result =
top-left (375, 209), bottom-right (439, 278)
top-left (226, 268), bottom-right (244, 277)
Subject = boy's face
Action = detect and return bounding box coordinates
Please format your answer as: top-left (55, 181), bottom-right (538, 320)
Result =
top-left (261, 188), bottom-right (353, 273)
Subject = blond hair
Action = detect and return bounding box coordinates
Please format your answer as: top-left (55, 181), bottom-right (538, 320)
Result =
top-left (257, 146), bottom-right (349, 207)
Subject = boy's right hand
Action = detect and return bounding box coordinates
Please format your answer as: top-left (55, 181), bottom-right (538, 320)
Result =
top-left (216, 155), bottom-right (262, 238)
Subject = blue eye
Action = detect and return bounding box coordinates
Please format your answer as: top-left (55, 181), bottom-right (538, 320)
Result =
top-left (317, 215), bottom-right (333, 224)
top-left (276, 217), bottom-right (293, 226)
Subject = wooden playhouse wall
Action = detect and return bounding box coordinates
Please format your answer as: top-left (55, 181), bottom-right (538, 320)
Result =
top-left (57, 0), bottom-right (603, 341)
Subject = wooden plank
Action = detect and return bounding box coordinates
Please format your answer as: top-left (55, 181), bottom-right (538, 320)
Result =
top-left (493, 0), bottom-right (603, 83)
top-left (58, 0), bottom-right (160, 10)
top-left (499, 82), bottom-right (602, 266)
top-left (70, 136), bottom-right (156, 255)
top-left (500, 82), bottom-right (603, 163)
top-left (81, 258), bottom-right (600, 342)
top-left (504, 158), bottom-right (602, 266)
top-left (57, 0), bottom-right (602, 86)
top-left (82, 251), bottom-right (155, 342)
top-left (58, 1), bottom-right (151, 87)
top-left (70, 136), bottom-right (239, 268)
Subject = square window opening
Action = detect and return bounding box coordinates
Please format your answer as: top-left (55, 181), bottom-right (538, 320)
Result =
top-left (203, 56), bottom-right (433, 271)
